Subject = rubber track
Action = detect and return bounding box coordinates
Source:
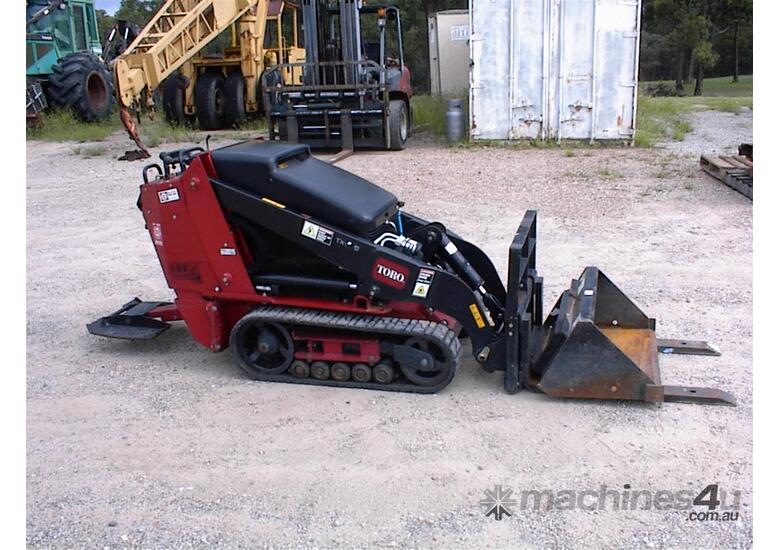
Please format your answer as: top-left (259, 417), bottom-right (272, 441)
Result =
top-left (232, 306), bottom-right (462, 394)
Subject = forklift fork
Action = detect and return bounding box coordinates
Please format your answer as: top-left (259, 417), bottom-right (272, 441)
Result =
top-left (504, 211), bottom-right (735, 406)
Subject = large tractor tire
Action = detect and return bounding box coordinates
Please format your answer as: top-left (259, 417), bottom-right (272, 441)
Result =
top-left (162, 72), bottom-right (194, 126)
top-left (47, 52), bottom-right (114, 122)
top-left (387, 99), bottom-right (410, 150)
top-left (195, 71), bottom-right (226, 130)
top-left (224, 71), bottom-right (247, 128)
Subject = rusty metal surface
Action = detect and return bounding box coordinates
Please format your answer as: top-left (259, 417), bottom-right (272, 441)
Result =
top-left (118, 105), bottom-right (150, 161)
top-left (600, 326), bottom-right (660, 383)
top-left (657, 338), bottom-right (721, 356)
top-left (528, 267), bottom-right (734, 406)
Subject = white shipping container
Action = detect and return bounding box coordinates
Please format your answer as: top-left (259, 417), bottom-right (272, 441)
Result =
top-left (469, 0), bottom-right (642, 142)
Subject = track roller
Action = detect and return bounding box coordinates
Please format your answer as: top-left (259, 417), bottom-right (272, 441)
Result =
top-left (373, 361), bottom-right (395, 384)
top-left (352, 363), bottom-right (372, 383)
top-left (290, 360), bottom-right (310, 378)
top-left (311, 361), bottom-right (330, 380)
top-left (331, 362), bottom-right (352, 382)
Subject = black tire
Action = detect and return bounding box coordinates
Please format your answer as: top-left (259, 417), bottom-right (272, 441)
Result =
top-left (195, 71), bottom-right (226, 130)
top-left (387, 99), bottom-right (409, 150)
top-left (47, 52), bottom-right (114, 122)
top-left (162, 72), bottom-right (190, 126)
top-left (224, 71), bottom-right (247, 128)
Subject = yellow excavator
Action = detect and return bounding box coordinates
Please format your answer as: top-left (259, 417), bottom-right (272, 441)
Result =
top-left (113, 0), bottom-right (304, 158)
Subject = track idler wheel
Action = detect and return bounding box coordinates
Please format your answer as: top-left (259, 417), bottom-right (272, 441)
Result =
top-left (399, 337), bottom-right (451, 387)
top-left (230, 319), bottom-right (294, 377)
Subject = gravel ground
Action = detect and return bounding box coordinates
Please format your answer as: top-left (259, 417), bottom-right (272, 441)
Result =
top-left (27, 117), bottom-right (752, 547)
top-left (658, 107), bottom-right (753, 157)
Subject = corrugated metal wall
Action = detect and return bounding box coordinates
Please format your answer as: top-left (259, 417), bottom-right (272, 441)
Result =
top-left (469, 0), bottom-right (641, 142)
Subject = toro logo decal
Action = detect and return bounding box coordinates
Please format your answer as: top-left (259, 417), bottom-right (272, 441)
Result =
top-left (372, 259), bottom-right (409, 290)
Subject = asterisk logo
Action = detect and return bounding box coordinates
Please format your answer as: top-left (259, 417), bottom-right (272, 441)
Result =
top-left (479, 484), bottom-right (517, 520)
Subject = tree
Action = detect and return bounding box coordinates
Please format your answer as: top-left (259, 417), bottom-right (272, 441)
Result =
top-left (640, 0), bottom-right (752, 88)
top-left (115, 0), bottom-right (164, 27)
top-left (95, 8), bottom-right (114, 43)
top-left (718, 0), bottom-right (752, 82)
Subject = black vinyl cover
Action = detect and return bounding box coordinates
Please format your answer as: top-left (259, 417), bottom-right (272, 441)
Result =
top-left (211, 140), bottom-right (398, 236)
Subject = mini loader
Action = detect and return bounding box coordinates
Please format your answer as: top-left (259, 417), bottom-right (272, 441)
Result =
top-left (88, 140), bottom-right (735, 405)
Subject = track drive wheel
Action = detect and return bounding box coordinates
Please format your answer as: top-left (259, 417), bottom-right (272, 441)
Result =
top-left (195, 71), bottom-right (226, 130)
top-left (224, 71), bottom-right (247, 128)
top-left (387, 99), bottom-right (409, 150)
top-left (399, 337), bottom-right (451, 387)
top-left (47, 52), bottom-right (114, 122)
top-left (230, 319), bottom-right (294, 378)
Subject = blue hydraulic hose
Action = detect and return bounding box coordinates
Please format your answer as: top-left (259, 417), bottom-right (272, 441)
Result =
top-left (396, 209), bottom-right (404, 236)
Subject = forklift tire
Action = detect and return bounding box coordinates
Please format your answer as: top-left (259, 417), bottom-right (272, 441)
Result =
top-left (224, 71), bottom-right (247, 128)
top-left (47, 52), bottom-right (114, 122)
top-left (162, 73), bottom-right (190, 126)
top-left (195, 71), bottom-right (226, 130)
top-left (388, 99), bottom-right (409, 150)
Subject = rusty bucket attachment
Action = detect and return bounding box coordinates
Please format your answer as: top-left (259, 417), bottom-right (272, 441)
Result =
top-left (504, 212), bottom-right (735, 406)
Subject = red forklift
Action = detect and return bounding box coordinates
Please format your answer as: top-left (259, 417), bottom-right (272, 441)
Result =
top-left (263, 1), bottom-right (413, 151)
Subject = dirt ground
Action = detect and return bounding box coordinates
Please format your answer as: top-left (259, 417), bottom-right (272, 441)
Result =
top-left (27, 119), bottom-right (752, 547)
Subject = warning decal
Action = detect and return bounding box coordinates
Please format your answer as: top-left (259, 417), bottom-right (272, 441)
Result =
top-left (412, 268), bottom-right (435, 298)
top-left (301, 220), bottom-right (334, 246)
top-left (469, 303), bottom-right (486, 329)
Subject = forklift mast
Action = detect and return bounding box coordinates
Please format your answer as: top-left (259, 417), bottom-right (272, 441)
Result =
top-left (266, 0), bottom-right (413, 151)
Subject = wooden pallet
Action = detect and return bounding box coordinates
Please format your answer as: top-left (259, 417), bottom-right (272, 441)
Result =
top-left (700, 154), bottom-right (753, 200)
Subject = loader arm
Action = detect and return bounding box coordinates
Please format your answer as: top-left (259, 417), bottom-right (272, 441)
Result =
top-left (113, 0), bottom-right (270, 155)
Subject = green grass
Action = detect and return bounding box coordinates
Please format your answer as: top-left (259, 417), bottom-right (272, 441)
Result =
top-left (642, 74), bottom-right (752, 97)
top-left (634, 95), bottom-right (752, 147)
top-left (27, 107), bottom-right (267, 148)
top-left (634, 74), bottom-right (753, 147)
top-left (141, 118), bottom-right (203, 148)
top-left (596, 165), bottom-right (624, 180)
top-left (635, 74), bottom-right (752, 146)
top-left (27, 109), bottom-right (121, 142)
top-left (411, 95), bottom-right (450, 137)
